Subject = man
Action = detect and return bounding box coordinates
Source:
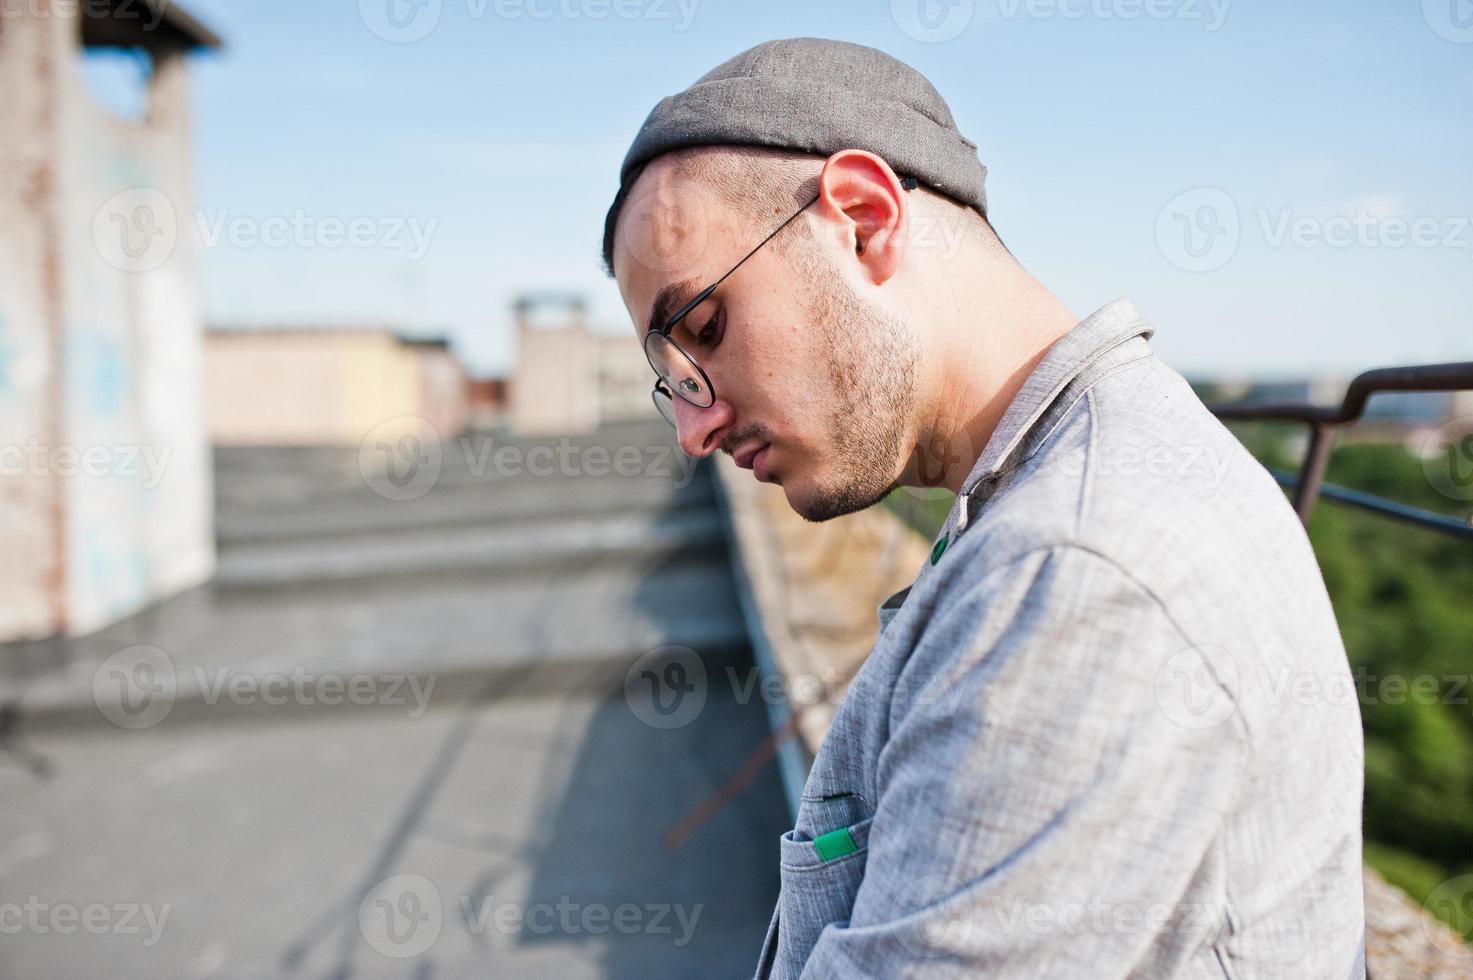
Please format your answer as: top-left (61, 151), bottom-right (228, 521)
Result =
top-left (603, 37), bottom-right (1365, 979)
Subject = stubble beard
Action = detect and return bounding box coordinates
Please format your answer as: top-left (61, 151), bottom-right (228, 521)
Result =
top-left (792, 258), bottom-right (920, 524)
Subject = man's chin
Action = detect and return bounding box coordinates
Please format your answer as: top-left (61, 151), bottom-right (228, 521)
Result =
top-left (782, 475), bottom-right (896, 524)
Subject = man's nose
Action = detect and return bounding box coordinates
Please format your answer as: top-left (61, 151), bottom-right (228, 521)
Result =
top-left (672, 395), bottom-right (734, 459)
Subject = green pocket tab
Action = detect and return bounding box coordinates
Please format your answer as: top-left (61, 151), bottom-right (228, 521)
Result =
top-left (812, 826), bottom-right (859, 863)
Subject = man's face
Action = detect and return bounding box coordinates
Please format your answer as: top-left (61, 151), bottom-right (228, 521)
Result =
top-left (614, 162), bottom-right (920, 522)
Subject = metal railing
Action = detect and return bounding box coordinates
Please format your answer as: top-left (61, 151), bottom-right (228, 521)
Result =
top-left (1208, 362), bottom-right (1473, 540)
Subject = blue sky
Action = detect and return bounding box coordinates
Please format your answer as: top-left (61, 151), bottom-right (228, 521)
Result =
top-left (117, 0), bottom-right (1473, 378)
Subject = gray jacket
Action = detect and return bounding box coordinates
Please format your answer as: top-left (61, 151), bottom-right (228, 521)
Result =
top-left (755, 299), bottom-right (1366, 979)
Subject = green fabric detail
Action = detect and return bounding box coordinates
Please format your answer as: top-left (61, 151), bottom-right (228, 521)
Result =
top-left (930, 535), bottom-right (949, 565)
top-left (813, 826), bottom-right (859, 862)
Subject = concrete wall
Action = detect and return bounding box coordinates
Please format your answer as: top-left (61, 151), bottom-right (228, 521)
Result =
top-left (0, 7), bottom-right (215, 641)
top-left (0, 11), bottom-right (66, 640)
top-left (204, 330), bottom-right (469, 446)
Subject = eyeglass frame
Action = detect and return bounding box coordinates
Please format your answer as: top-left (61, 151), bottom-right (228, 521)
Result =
top-left (646, 175), bottom-right (920, 426)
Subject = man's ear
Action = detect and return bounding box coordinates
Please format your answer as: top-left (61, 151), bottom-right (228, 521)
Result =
top-left (813, 149), bottom-right (910, 285)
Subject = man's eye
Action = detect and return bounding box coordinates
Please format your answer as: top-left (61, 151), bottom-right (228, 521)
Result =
top-left (693, 312), bottom-right (723, 348)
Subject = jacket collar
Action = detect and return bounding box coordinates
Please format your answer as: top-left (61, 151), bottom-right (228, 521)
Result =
top-left (880, 300), bottom-right (1153, 612)
top-left (940, 298), bottom-right (1153, 539)
top-left (962, 298), bottom-right (1152, 493)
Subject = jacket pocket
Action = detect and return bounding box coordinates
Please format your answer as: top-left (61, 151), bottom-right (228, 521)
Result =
top-left (767, 817), bottom-right (874, 979)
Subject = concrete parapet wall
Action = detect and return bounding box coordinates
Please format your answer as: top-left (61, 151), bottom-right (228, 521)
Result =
top-left (712, 457), bottom-right (929, 759)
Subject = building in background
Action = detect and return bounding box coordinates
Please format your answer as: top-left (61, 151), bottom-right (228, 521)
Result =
top-left (204, 328), bottom-right (470, 446)
top-left (597, 329), bottom-right (657, 423)
top-left (467, 377), bottom-right (509, 430)
top-left (509, 293), bottom-right (598, 436)
top-left (0, 3), bottom-right (220, 642)
top-left (509, 292), bottom-right (651, 436)
top-left (405, 336), bottom-right (471, 441)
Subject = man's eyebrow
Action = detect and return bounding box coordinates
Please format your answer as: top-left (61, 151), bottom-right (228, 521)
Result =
top-left (646, 278), bottom-right (701, 336)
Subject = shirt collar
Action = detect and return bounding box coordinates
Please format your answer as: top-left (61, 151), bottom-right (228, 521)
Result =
top-left (943, 298), bottom-right (1153, 533)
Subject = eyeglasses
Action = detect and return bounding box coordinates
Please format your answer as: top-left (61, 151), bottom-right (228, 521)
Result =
top-left (646, 176), bottom-right (919, 428)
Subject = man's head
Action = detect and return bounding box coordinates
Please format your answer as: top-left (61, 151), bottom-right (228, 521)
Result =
top-left (604, 38), bottom-right (1013, 522)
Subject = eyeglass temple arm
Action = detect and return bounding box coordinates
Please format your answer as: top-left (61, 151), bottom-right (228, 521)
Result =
top-left (661, 177), bottom-right (920, 332)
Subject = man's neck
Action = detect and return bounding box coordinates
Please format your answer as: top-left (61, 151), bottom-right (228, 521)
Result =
top-left (902, 263), bottom-right (1080, 496)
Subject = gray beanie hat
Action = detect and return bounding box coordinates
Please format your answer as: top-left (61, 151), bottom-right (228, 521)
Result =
top-left (602, 36), bottom-right (988, 275)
